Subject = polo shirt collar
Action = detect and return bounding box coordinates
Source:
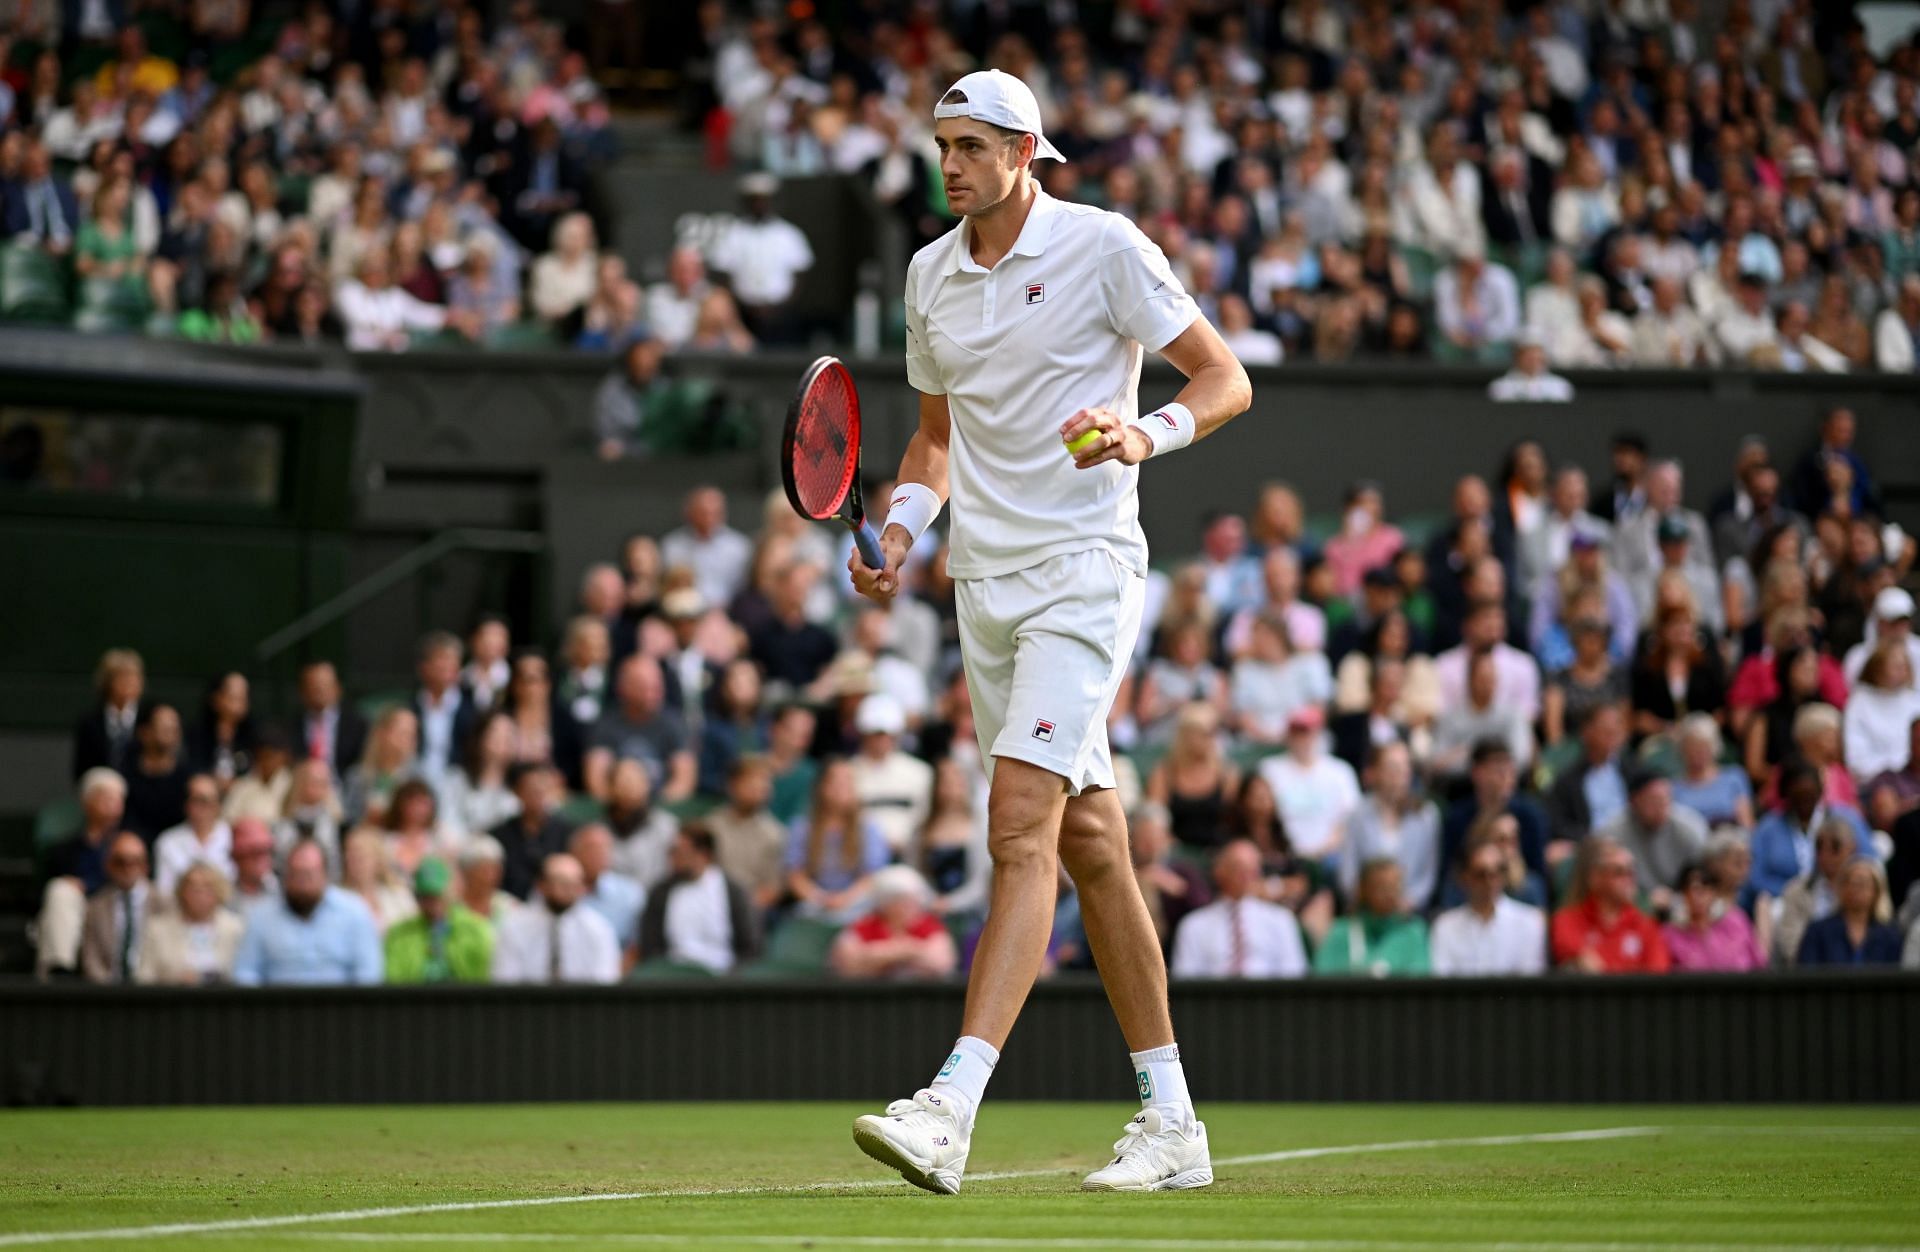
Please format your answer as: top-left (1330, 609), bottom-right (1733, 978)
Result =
top-left (943, 189), bottom-right (1060, 275)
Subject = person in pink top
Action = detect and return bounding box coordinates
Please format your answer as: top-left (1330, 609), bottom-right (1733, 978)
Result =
top-left (1322, 481), bottom-right (1406, 600)
top-left (1662, 862), bottom-right (1767, 972)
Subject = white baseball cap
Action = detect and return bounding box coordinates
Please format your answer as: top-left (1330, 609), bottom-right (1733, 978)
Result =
top-left (855, 692), bottom-right (907, 737)
top-left (933, 69), bottom-right (1065, 162)
top-left (1875, 587), bottom-right (1915, 620)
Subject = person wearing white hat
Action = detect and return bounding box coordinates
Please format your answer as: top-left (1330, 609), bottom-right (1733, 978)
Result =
top-left (848, 65), bottom-right (1250, 1197)
top-left (1844, 587), bottom-right (1920, 691)
top-left (849, 693), bottom-right (933, 857)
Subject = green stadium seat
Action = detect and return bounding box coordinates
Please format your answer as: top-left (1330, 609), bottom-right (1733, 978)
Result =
top-left (557, 793), bottom-right (605, 827)
top-left (72, 275), bottom-right (151, 334)
top-left (741, 915), bottom-right (841, 977)
top-left (484, 320), bottom-right (559, 351)
top-left (1, 245), bottom-right (72, 323)
top-left (1397, 246), bottom-right (1441, 301)
top-left (1533, 738), bottom-right (1584, 791)
top-left (627, 958), bottom-right (716, 980)
top-left (35, 796), bottom-right (81, 877)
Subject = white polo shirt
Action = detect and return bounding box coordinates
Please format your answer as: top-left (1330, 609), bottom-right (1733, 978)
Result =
top-left (905, 191), bottom-right (1200, 581)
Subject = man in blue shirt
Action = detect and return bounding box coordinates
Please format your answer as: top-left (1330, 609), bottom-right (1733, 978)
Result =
top-left (1747, 757), bottom-right (1872, 907)
top-left (234, 839), bottom-right (383, 986)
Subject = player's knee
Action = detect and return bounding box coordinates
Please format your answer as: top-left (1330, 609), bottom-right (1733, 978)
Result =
top-left (985, 794), bottom-right (1059, 875)
top-left (1058, 812), bottom-right (1126, 883)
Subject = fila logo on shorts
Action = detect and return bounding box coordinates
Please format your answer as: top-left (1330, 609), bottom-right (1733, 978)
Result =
top-left (1025, 283), bottom-right (1045, 304)
top-left (1032, 719), bottom-right (1055, 742)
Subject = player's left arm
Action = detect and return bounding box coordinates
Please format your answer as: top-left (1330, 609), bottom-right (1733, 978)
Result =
top-left (1062, 316), bottom-right (1253, 468)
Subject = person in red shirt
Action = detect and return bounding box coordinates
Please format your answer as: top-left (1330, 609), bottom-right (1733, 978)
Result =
top-left (1551, 836), bottom-right (1670, 973)
top-left (829, 865), bottom-right (958, 980)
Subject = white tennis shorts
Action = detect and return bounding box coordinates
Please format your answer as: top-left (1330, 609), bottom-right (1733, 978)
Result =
top-left (954, 547), bottom-right (1146, 796)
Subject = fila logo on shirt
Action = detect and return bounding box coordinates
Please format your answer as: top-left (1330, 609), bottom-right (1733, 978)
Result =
top-left (1025, 283), bottom-right (1045, 304)
top-left (1032, 719), bottom-right (1055, 742)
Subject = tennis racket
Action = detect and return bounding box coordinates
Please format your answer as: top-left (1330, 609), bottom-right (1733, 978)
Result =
top-left (781, 354), bottom-right (885, 570)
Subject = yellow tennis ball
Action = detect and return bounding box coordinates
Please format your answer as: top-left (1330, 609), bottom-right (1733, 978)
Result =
top-left (1065, 430), bottom-right (1103, 455)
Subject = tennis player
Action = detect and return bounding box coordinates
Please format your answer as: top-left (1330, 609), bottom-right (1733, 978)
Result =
top-left (849, 69), bottom-right (1251, 1194)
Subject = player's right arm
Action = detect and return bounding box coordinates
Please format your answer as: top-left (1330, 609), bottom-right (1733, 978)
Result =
top-left (850, 390), bottom-right (950, 603)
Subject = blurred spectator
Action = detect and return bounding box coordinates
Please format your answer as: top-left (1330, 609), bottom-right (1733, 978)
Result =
top-left (1431, 652), bottom-right (1536, 783)
top-left (335, 250), bottom-right (456, 351)
top-left (920, 758), bottom-right (989, 922)
top-left (494, 763), bottom-right (573, 901)
top-left (787, 757), bottom-right (889, 922)
top-left (707, 756), bottom-right (789, 913)
top-left (1790, 408), bottom-right (1878, 519)
top-left (604, 758), bottom-right (679, 886)
top-left (492, 853), bottom-right (620, 985)
top-left (638, 825), bottom-right (758, 974)
top-left (1529, 530), bottom-right (1636, 666)
top-left (829, 865), bottom-right (957, 980)
top-left (1433, 244), bottom-right (1519, 359)
top-left (1144, 703), bottom-right (1238, 855)
top-left (1797, 858), bottom-right (1902, 966)
top-left (1542, 604), bottom-right (1629, 749)
top-left (1845, 642), bottom-right (1920, 784)
top-left (1748, 758), bottom-right (1872, 906)
top-left (123, 703), bottom-right (190, 844)
top-left (1441, 740), bottom-right (1551, 896)
top-left (585, 656), bottom-right (695, 803)
top-left (1, 139), bottom-right (77, 254)
top-left (274, 760), bottom-right (344, 872)
top-left (1545, 701), bottom-right (1631, 848)
top-left (709, 172), bottom-right (813, 343)
top-left (1629, 276), bottom-right (1712, 367)
top-left (341, 707), bottom-right (420, 828)
top-left (1430, 834), bottom-right (1547, 976)
top-left (75, 833), bottom-right (153, 985)
top-left (1321, 486), bottom-right (1405, 603)
top-left (1487, 333), bottom-right (1573, 402)
top-left (233, 840), bottom-right (384, 986)
top-left (71, 648), bottom-right (145, 781)
top-left (463, 617), bottom-right (512, 710)
top-left (1436, 601), bottom-right (1541, 726)
top-left (594, 335), bottom-right (668, 461)
top-left (224, 728), bottom-right (292, 824)
top-left (661, 487), bottom-right (753, 638)
top-left (749, 562), bottom-right (839, 691)
top-left (1550, 837), bottom-right (1670, 974)
top-left (1662, 862), bottom-right (1767, 973)
top-left (340, 829), bottom-right (418, 935)
top-left (1876, 277), bottom-right (1920, 373)
top-left (153, 773), bottom-right (233, 897)
top-left (571, 823), bottom-right (643, 967)
top-left (1629, 603), bottom-right (1727, 740)
top-left (849, 694), bottom-right (932, 858)
top-left (457, 835), bottom-right (521, 927)
top-left (1228, 613), bottom-right (1332, 744)
top-left (384, 857), bottom-right (495, 984)
top-left (446, 236), bottom-right (519, 336)
top-left (646, 246), bottom-right (712, 350)
top-left (1312, 859), bottom-right (1430, 977)
top-left (1138, 618), bottom-right (1228, 745)
top-left (1844, 587), bottom-right (1920, 687)
top-left (227, 819), bottom-right (279, 922)
top-left (1668, 714), bottom-right (1755, 831)
top-left (1773, 814), bottom-right (1878, 966)
top-left (187, 671), bottom-right (254, 787)
top-left (1130, 802), bottom-right (1207, 953)
top-left (1170, 839), bottom-right (1307, 979)
top-left (1596, 772), bottom-right (1708, 907)
top-left (135, 862), bottom-right (243, 986)
top-left (530, 212), bottom-right (597, 325)
top-left (699, 659), bottom-right (771, 797)
top-left (443, 712), bottom-right (523, 837)
top-left (410, 631), bottom-right (477, 787)
top-left (292, 660), bottom-right (367, 779)
top-left (1257, 706), bottom-right (1361, 867)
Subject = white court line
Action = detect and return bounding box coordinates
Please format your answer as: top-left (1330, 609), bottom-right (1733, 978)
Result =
top-left (263, 1237), bottom-right (1920, 1252)
top-left (0, 1127), bottom-right (1656, 1247)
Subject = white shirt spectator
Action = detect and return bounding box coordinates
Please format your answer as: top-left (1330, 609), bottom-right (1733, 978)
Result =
top-left (1488, 366), bottom-right (1574, 402)
top-left (1258, 751), bottom-right (1362, 861)
top-left (660, 522), bottom-right (753, 609)
top-left (1714, 304), bottom-right (1780, 365)
top-left (335, 279), bottom-right (447, 351)
top-left (612, 810), bottom-right (680, 889)
top-left (662, 865), bottom-right (740, 972)
top-left (1844, 686), bottom-right (1920, 781)
top-left (1170, 897), bottom-right (1308, 978)
top-left (1433, 260), bottom-right (1521, 347)
top-left (153, 821), bottom-right (235, 897)
top-left (491, 902), bottom-right (620, 984)
top-left (583, 870), bottom-right (646, 952)
top-left (1395, 161), bottom-right (1485, 257)
top-left (1842, 634), bottom-right (1920, 688)
top-left (852, 749), bottom-right (934, 856)
top-left (1630, 303), bottom-right (1714, 366)
top-left (1429, 896), bottom-right (1547, 975)
top-left (646, 279), bottom-right (708, 349)
top-left (1230, 654), bottom-right (1334, 740)
top-left (1876, 305), bottom-right (1917, 373)
top-left (1434, 643), bottom-right (1542, 725)
top-left (1222, 325), bottom-right (1283, 365)
top-left (1525, 282), bottom-right (1580, 346)
top-left (710, 215), bottom-right (814, 305)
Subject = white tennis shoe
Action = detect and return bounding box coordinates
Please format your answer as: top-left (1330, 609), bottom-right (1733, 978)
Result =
top-left (1081, 1107), bottom-right (1213, 1192)
top-left (851, 1089), bottom-right (970, 1195)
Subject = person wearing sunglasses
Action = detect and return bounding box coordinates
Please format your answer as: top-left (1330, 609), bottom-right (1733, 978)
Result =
top-left (1431, 833), bottom-right (1547, 976)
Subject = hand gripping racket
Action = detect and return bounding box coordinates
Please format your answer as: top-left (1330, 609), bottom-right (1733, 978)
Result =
top-left (781, 355), bottom-right (885, 571)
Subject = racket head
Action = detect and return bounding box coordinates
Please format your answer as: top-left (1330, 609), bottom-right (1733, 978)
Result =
top-left (781, 355), bottom-right (863, 524)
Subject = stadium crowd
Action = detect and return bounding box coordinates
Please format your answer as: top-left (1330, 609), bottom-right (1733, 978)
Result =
top-left (656, 0), bottom-right (1920, 371)
top-left (30, 406), bottom-right (1920, 984)
top-left (0, 0), bottom-right (686, 348)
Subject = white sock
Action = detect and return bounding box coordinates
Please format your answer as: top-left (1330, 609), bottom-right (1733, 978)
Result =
top-left (928, 1035), bottom-right (998, 1128)
top-left (1131, 1044), bottom-right (1194, 1127)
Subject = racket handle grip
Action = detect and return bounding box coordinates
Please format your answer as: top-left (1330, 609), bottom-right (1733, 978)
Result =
top-left (853, 520), bottom-right (885, 571)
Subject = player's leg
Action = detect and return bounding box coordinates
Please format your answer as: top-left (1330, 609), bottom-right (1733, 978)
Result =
top-left (1060, 786), bottom-right (1211, 1192)
top-left (958, 757), bottom-right (1070, 1046)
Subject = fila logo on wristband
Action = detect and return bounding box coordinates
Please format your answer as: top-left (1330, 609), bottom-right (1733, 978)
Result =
top-left (1153, 410), bottom-right (1178, 429)
top-left (891, 495), bottom-right (909, 509)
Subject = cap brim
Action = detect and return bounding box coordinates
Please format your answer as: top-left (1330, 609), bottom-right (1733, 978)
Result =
top-left (1033, 134), bottom-right (1066, 162)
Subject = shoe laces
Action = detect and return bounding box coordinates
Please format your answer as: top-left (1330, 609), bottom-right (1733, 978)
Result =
top-left (886, 1089), bottom-right (957, 1123)
top-left (1109, 1108), bottom-right (1171, 1161)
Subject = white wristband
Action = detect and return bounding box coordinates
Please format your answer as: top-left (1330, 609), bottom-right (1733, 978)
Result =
top-left (881, 482), bottom-right (942, 546)
top-left (1126, 401), bottom-right (1196, 458)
